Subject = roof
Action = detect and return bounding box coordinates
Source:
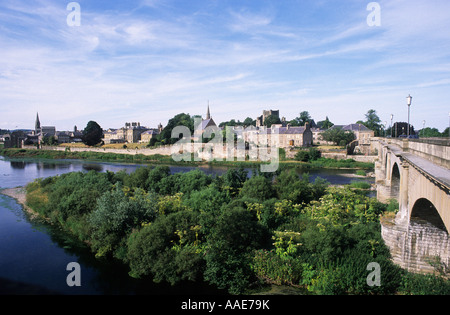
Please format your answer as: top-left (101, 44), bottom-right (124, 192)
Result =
top-left (196, 118), bottom-right (217, 131)
top-left (142, 129), bottom-right (159, 135)
top-left (250, 126), bottom-right (309, 135)
top-left (343, 124), bottom-right (371, 132)
top-left (331, 124), bottom-right (372, 132)
top-left (280, 126), bottom-right (307, 134)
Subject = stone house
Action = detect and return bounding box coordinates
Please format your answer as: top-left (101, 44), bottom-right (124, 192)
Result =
top-left (342, 123), bottom-right (374, 145)
top-left (103, 122), bottom-right (150, 144)
top-left (140, 129), bottom-right (160, 143)
top-left (244, 123), bottom-right (313, 148)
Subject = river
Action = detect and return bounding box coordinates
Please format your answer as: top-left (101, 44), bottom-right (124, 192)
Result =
top-left (0, 156), bottom-right (373, 294)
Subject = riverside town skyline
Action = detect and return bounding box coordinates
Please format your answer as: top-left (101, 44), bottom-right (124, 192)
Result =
top-left (0, 1), bottom-right (449, 132)
top-left (1, 0), bottom-right (450, 301)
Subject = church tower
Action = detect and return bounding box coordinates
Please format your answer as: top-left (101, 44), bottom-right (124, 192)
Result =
top-left (206, 102), bottom-right (211, 120)
top-left (35, 112), bottom-right (41, 135)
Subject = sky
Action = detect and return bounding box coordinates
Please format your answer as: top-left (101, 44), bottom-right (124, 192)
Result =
top-left (0, 0), bottom-right (449, 132)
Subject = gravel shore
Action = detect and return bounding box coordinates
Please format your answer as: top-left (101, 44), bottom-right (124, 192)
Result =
top-left (0, 187), bottom-right (40, 219)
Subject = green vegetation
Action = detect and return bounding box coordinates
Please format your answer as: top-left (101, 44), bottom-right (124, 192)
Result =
top-left (320, 128), bottom-right (356, 146)
top-left (22, 164), bottom-right (450, 295)
top-left (82, 121), bottom-right (103, 146)
top-left (294, 147), bottom-right (321, 162)
top-left (0, 148), bottom-right (189, 165)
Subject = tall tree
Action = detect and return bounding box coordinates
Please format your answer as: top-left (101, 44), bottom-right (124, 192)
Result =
top-left (363, 109), bottom-right (382, 136)
top-left (290, 111), bottom-right (313, 126)
top-left (159, 113), bottom-right (194, 145)
top-left (317, 116), bottom-right (334, 129)
top-left (82, 121), bottom-right (103, 146)
top-left (320, 128), bottom-right (356, 146)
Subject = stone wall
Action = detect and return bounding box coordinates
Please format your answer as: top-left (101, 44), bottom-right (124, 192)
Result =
top-left (407, 140), bottom-right (450, 169)
top-left (382, 217), bottom-right (450, 275)
top-left (23, 144), bottom-right (174, 156)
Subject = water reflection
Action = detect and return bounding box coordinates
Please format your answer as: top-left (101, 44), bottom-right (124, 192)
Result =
top-left (10, 161), bottom-right (26, 169)
top-left (82, 164), bottom-right (104, 172)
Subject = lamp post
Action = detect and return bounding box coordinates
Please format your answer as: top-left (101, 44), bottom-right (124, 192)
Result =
top-left (390, 114), bottom-right (393, 137)
top-left (422, 120), bottom-right (426, 138)
top-left (406, 94), bottom-right (412, 137)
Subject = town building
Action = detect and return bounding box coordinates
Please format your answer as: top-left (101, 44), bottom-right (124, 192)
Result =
top-left (193, 104), bottom-right (218, 141)
top-left (311, 127), bottom-right (334, 145)
top-left (140, 125), bottom-right (163, 144)
top-left (343, 123), bottom-right (374, 145)
top-left (244, 123), bottom-right (313, 148)
top-left (330, 123), bottom-right (375, 145)
top-left (103, 122), bottom-right (161, 144)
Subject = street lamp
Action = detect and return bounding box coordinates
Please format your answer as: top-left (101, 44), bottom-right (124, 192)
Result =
top-left (422, 120), bottom-right (426, 138)
top-left (406, 94), bottom-right (412, 137)
top-left (390, 114), bottom-right (393, 137)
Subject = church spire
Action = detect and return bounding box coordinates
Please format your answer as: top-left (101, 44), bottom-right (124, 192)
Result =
top-left (35, 112), bottom-right (41, 133)
top-left (206, 101), bottom-right (211, 120)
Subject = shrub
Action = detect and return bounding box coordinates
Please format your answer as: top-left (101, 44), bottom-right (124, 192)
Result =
top-left (126, 211), bottom-right (204, 284)
top-left (252, 249), bottom-right (303, 286)
top-left (400, 272), bottom-right (450, 295)
top-left (239, 176), bottom-right (276, 201)
top-left (204, 208), bottom-right (269, 294)
top-left (89, 185), bottom-right (158, 258)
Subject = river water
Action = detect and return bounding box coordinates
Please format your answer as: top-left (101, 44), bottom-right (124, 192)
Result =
top-left (0, 156), bottom-right (373, 295)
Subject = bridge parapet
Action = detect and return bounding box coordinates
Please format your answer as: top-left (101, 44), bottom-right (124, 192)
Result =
top-left (381, 138), bottom-right (450, 169)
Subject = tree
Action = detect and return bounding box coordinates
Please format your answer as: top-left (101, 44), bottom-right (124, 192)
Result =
top-left (299, 111), bottom-right (312, 126)
top-left (239, 176), bottom-right (276, 201)
top-left (82, 121), bottom-right (103, 146)
top-left (363, 109), bottom-right (382, 136)
top-left (159, 113), bottom-right (194, 145)
top-left (126, 211), bottom-right (204, 284)
top-left (290, 111), bottom-right (313, 126)
top-left (317, 116), bottom-right (334, 129)
top-left (420, 127), bottom-right (443, 138)
top-left (320, 128), bottom-right (356, 146)
top-left (264, 114), bottom-right (281, 127)
top-left (295, 148), bottom-right (321, 162)
top-left (243, 117), bottom-right (256, 127)
top-left (203, 208), bottom-right (268, 294)
top-left (89, 185), bottom-right (158, 258)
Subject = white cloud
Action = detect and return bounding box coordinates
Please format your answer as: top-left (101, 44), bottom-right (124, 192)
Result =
top-left (0, 0), bottom-right (449, 131)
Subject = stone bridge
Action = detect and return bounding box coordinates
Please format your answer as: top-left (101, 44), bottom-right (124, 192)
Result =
top-left (372, 138), bottom-right (450, 275)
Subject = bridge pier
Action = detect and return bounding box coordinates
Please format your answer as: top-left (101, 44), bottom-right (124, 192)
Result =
top-left (397, 161), bottom-right (410, 225)
top-left (382, 217), bottom-right (450, 276)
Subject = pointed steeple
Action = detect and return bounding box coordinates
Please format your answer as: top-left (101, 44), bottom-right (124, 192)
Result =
top-left (35, 112), bottom-right (41, 133)
top-left (206, 101), bottom-right (211, 120)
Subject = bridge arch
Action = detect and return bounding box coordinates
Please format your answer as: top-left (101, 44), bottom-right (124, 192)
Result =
top-left (390, 162), bottom-right (400, 199)
top-left (410, 198), bottom-right (447, 232)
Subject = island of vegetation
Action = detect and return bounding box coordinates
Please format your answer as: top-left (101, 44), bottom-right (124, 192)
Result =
top-left (18, 164), bottom-right (450, 295)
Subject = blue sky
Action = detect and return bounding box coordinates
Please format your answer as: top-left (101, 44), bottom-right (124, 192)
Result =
top-left (1, 0), bottom-right (449, 132)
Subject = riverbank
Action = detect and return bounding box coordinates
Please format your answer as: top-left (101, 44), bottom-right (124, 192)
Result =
top-left (0, 187), bottom-right (41, 220)
top-left (0, 148), bottom-right (375, 170)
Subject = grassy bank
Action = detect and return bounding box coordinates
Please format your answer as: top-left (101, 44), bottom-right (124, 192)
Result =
top-left (0, 148), bottom-right (374, 170)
